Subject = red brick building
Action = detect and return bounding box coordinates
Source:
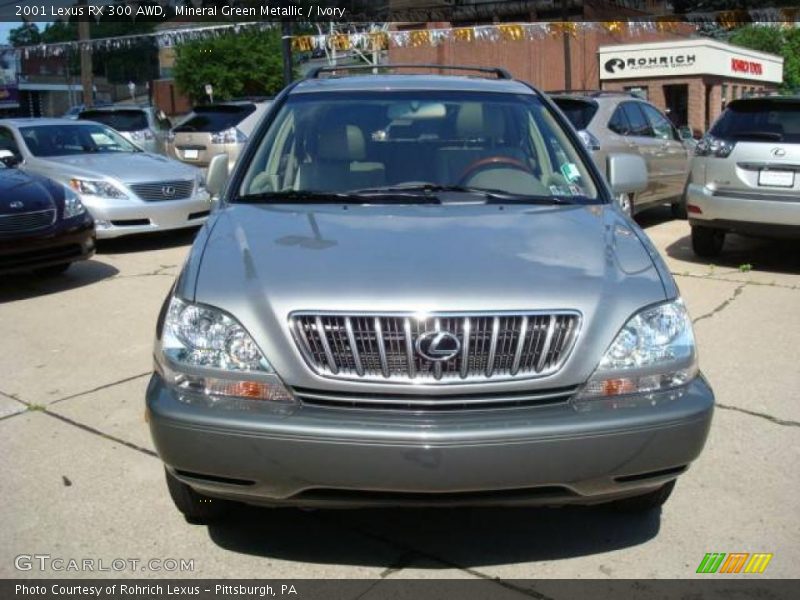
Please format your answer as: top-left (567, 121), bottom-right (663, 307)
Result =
top-left (389, 24), bottom-right (783, 134)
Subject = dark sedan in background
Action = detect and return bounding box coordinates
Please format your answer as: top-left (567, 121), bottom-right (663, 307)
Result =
top-left (0, 151), bottom-right (95, 277)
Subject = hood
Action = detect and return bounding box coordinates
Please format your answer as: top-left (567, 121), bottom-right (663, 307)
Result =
top-left (190, 203), bottom-right (670, 389)
top-left (0, 168), bottom-right (60, 214)
top-left (31, 152), bottom-right (198, 184)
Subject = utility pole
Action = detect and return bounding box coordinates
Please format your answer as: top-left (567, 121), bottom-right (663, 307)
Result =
top-left (281, 21), bottom-right (293, 87)
top-left (561, 0), bottom-right (572, 91)
top-left (78, 0), bottom-right (93, 107)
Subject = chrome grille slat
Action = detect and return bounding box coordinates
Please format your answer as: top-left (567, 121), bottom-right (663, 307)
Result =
top-left (291, 311), bottom-right (580, 385)
top-left (130, 179), bottom-right (194, 201)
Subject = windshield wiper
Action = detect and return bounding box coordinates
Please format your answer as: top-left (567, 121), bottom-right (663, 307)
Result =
top-left (233, 189), bottom-right (441, 204)
top-left (353, 184), bottom-right (580, 205)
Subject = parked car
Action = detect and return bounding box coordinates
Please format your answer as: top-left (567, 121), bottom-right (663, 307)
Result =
top-left (62, 101), bottom-right (111, 120)
top-left (166, 100), bottom-right (271, 171)
top-left (550, 91), bottom-right (693, 217)
top-left (147, 65), bottom-right (714, 523)
top-left (78, 105), bottom-right (172, 155)
top-left (686, 96), bottom-right (800, 257)
top-left (0, 150), bottom-right (95, 276)
top-left (0, 119), bottom-right (211, 239)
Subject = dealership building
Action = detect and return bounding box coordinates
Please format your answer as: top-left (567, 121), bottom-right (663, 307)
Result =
top-left (599, 39), bottom-right (784, 135)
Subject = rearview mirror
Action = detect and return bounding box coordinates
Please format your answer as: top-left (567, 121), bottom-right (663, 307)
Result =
top-left (206, 153), bottom-right (230, 198)
top-left (387, 102), bottom-right (446, 120)
top-left (606, 153), bottom-right (647, 195)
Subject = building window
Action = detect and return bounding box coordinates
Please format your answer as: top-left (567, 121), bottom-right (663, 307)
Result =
top-left (732, 85), bottom-right (738, 99)
top-left (722, 84), bottom-right (728, 100)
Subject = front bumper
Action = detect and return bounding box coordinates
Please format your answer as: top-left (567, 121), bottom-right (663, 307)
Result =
top-left (686, 183), bottom-right (800, 237)
top-left (83, 192), bottom-right (212, 239)
top-left (147, 374), bottom-right (714, 507)
top-left (0, 215), bottom-right (95, 275)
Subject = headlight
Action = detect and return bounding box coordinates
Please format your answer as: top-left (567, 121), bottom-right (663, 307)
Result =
top-left (210, 127), bottom-right (247, 144)
top-left (195, 171), bottom-right (206, 191)
top-left (577, 298), bottom-right (697, 401)
top-left (157, 296), bottom-right (294, 404)
top-left (62, 186), bottom-right (86, 218)
top-left (695, 134), bottom-right (735, 158)
top-left (69, 178), bottom-right (128, 199)
top-left (577, 129), bottom-right (600, 151)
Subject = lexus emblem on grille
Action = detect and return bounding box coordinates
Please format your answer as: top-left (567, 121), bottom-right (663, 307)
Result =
top-left (9, 201), bottom-right (24, 209)
top-left (771, 147), bottom-right (786, 157)
top-left (161, 185), bottom-right (176, 197)
top-left (415, 331), bottom-right (461, 362)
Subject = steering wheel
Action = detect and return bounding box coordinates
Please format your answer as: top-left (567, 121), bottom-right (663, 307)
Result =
top-left (458, 156), bottom-right (533, 186)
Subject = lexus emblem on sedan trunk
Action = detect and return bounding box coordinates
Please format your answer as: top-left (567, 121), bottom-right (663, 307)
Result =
top-left (416, 331), bottom-right (461, 361)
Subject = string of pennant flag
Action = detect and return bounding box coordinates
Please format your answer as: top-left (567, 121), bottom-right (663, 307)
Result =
top-left (17, 6), bottom-right (800, 59)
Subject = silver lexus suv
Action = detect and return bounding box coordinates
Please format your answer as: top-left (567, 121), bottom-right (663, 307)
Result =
top-left (147, 66), bottom-right (714, 523)
top-left (551, 92), bottom-right (692, 218)
top-left (686, 96), bottom-right (800, 257)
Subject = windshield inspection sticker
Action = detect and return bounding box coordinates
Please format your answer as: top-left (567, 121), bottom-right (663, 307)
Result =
top-left (561, 162), bottom-right (582, 183)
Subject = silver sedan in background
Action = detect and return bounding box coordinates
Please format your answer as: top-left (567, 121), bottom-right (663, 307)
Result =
top-left (0, 119), bottom-right (211, 239)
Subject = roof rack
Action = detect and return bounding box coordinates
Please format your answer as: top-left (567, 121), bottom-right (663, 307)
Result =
top-left (548, 89), bottom-right (638, 97)
top-left (306, 63), bottom-right (513, 80)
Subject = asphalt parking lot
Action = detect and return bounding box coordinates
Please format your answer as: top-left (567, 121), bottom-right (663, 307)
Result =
top-left (1, 207), bottom-right (798, 581)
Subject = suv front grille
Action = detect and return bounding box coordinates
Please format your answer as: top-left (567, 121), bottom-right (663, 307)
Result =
top-left (130, 180), bottom-right (194, 201)
top-left (290, 312), bottom-right (581, 383)
top-left (0, 209), bottom-right (56, 233)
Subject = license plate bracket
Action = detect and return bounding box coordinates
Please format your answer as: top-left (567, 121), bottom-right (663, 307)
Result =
top-left (758, 169), bottom-right (794, 188)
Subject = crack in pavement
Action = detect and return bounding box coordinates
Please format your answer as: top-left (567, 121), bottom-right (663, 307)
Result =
top-left (716, 403), bottom-right (800, 428)
top-left (316, 514), bottom-right (556, 600)
top-left (48, 371), bottom-right (152, 406)
top-left (672, 271), bottom-right (800, 291)
top-left (43, 410), bottom-right (158, 457)
top-left (692, 283), bottom-right (747, 324)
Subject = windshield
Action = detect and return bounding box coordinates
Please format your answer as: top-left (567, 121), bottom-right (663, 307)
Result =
top-left (173, 104), bottom-right (256, 133)
top-left (19, 123), bottom-right (140, 157)
top-left (79, 109), bottom-right (149, 132)
top-left (711, 99), bottom-right (800, 143)
top-left (552, 97), bottom-right (598, 130)
top-left (237, 91), bottom-right (599, 202)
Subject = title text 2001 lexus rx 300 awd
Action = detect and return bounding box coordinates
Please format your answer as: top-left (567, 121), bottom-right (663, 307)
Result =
top-left (147, 66), bottom-right (714, 523)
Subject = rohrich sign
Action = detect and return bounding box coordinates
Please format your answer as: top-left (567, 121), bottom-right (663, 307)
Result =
top-left (599, 39), bottom-right (782, 84)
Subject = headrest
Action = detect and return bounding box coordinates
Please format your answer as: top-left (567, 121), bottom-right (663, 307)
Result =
top-left (456, 103), bottom-right (506, 139)
top-left (317, 124), bottom-right (366, 161)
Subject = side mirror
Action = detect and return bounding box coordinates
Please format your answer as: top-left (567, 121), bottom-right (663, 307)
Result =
top-left (607, 153), bottom-right (647, 195)
top-left (0, 149), bottom-right (20, 168)
top-left (206, 153), bottom-right (230, 198)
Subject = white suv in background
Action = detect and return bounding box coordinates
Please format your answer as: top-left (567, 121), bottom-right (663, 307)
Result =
top-left (686, 97), bottom-right (800, 257)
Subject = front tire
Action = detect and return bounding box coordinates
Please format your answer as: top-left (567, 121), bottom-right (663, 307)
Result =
top-left (165, 469), bottom-right (228, 524)
top-left (691, 225), bottom-right (725, 258)
top-left (608, 480), bottom-right (676, 512)
top-left (671, 199), bottom-right (687, 220)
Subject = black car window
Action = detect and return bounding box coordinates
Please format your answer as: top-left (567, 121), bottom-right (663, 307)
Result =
top-left (621, 102), bottom-right (653, 137)
top-left (640, 104), bottom-right (677, 141)
top-left (79, 109), bottom-right (149, 132)
top-left (173, 104), bottom-right (256, 133)
top-left (552, 98), bottom-right (598, 130)
top-left (0, 126), bottom-right (20, 155)
top-left (608, 106), bottom-right (631, 135)
top-left (710, 99), bottom-right (800, 143)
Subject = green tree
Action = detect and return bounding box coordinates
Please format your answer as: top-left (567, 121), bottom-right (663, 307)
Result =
top-left (8, 22), bottom-right (41, 47)
top-left (729, 25), bottom-right (800, 93)
top-left (172, 29), bottom-right (288, 104)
